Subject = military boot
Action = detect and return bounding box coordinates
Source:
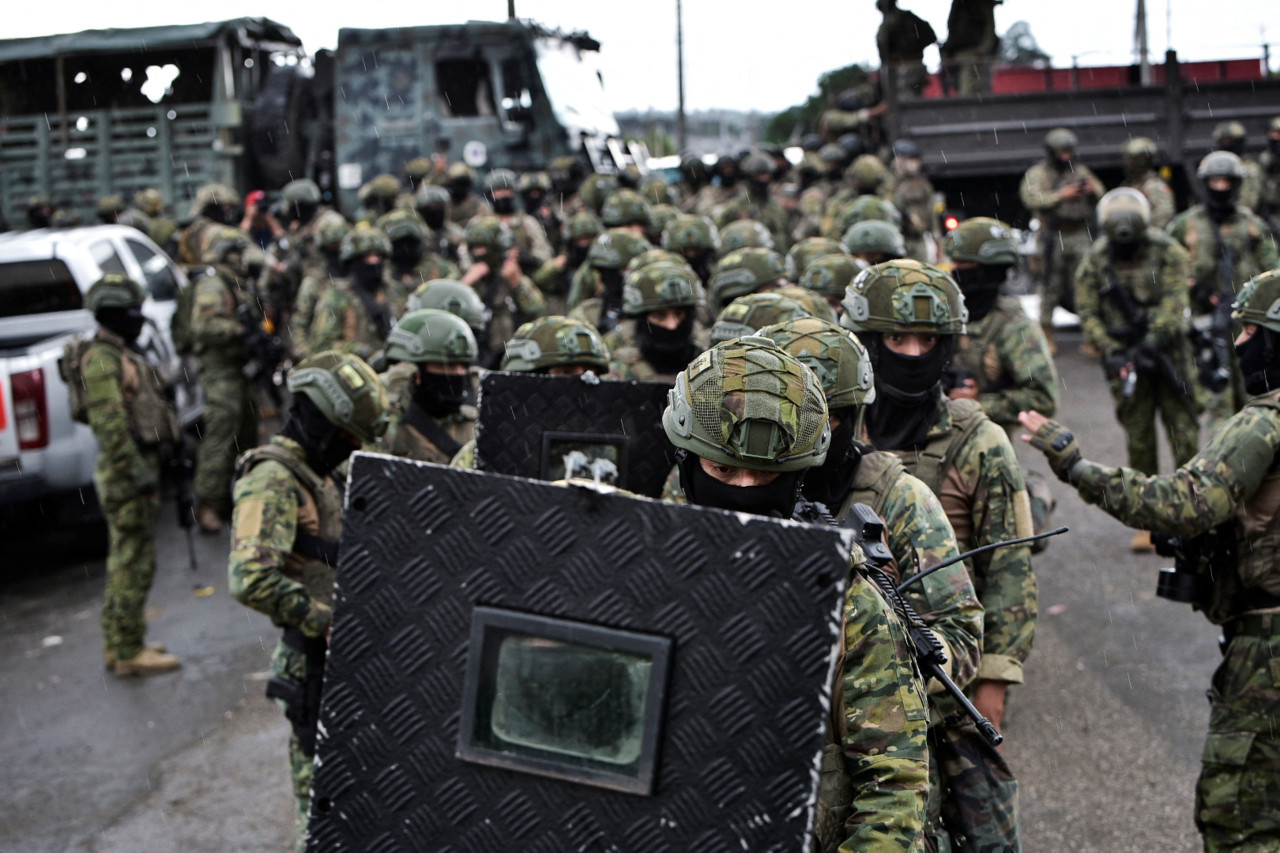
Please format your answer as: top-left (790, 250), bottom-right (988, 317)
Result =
top-left (1041, 323), bottom-right (1057, 356)
top-left (1130, 529), bottom-right (1155, 553)
top-left (196, 503), bottom-right (221, 534)
top-left (104, 642), bottom-right (167, 669)
top-left (112, 647), bottom-right (181, 677)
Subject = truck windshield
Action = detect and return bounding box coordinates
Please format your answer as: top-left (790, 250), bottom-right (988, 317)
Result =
top-left (533, 38), bottom-right (620, 139)
top-left (0, 260), bottom-right (83, 317)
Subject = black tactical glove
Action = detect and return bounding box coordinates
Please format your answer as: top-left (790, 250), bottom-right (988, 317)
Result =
top-left (1027, 419), bottom-right (1085, 486)
top-left (1102, 353), bottom-right (1129, 381)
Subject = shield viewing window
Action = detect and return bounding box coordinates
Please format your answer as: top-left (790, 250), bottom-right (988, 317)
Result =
top-left (540, 431), bottom-right (628, 486)
top-left (457, 606), bottom-right (672, 795)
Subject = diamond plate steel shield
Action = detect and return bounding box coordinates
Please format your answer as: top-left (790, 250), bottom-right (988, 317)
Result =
top-left (473, 372), bottom-right (674, 498)
top-left (306, 452), bottom-right (854, 853)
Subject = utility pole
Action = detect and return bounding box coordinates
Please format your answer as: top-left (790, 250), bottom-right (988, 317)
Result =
top-left (676, 0), bottom-right (687, 152)
top-left (1135, 0), bottom-right (1151, 85)
top-left (508, 0), bottom-right (516, 20)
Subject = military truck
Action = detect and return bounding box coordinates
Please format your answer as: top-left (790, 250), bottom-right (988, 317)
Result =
top-left (880, 51), bottom-right (1280, 222)
top-left (0, 17), bottom-right (635, 227)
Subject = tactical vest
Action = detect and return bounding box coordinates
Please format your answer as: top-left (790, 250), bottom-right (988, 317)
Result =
top-left (952, 301), bottom-right (1016, 392)
top-left (1235, 392), bottom-right (1280, 601)
top-left (895, 398), bottom-right (986, 502)
top-left (611, 344), bottom-right (681, 385)
top-left (236, 443), bottom-right (344, 608)
top-left (1177, 208), bottom-right (1272, 294)
top-left (838, 447), bottom-right (902, 522)
top-left (62, 333), bottom-right (179, 447)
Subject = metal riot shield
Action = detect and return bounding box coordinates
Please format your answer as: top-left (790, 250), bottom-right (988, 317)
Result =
top-left (473, 372), bottom-right (674, 498)
top-left (306, 452), bottom-right (854, 853)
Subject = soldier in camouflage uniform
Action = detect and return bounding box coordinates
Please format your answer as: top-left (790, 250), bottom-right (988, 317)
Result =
top-left (845, 219), bottom-right (906, 269)
top-left (1019, 128), bottom-right (1106, 352)
top-left (661, 337), bottom-right (929, 851)
top-left (842, 259), bottom-right (1036, 852)
top-left (378, 310), bottom-right (477, 464)
top-left (1077, 190), bottom-right (1200, 551)
top-left (354, 173), bottom-right (401, 225)
top-left (717, 218), bottom-right (776, 257)
top-left (1213, 121), bottom-right (1266, 214)
top-left (1258, 117), bottom-right (1280, 232)
top-left (1119, 137), bottom-right (1176, 229)
top-left (176, 184), bottom-right (242, 266)
top-left (890, 140), bottom-right (940, 263)
top-left (564, 227), bottom-right (651, 331)
top-left (377, 209), bottom-right (460, 289)
top-left (460, 215), bottom-right (546, 368)
top-left (134, 188), bottom-right (179, 256)
top-left (71, 276), bottom-right (182, 676)
top-left (229, 352), bottom-right (389, 850)
top-left (606, 261), bottom-right (705, 383)
top-left (715, 152), bottom-right (792, 253)
top-left (708, 291), bottom-right (813, 347)
top-left (482, 168), bottom-right (553, 274)
top-left (801, 253), bottom-right (865, 315)
top-left (414, 183), bottom-right (466, 265)
top-left (761, 316), bottom-right (985, 844)
top-left (309, 224), bottom-right (408, 363)
top-left (708, 246), bottom-right (788, 314)
top-left (600, 187), bottom-right (653, 238)
top-left (876, 0), bottom-right (937, 99)
top-left (444, 162), bottom-right (490, 227)
top-left (290, 217), bottom-right (351, 360)
top-left (534, 211), bottom-right (602, 315)
top-left (1020, 268), bottom-right (1280, 853)
top-left (823, 155), bottom-right (894, 241)
top-left (518, 171), bottom-right (562, 254)
top-left (189, 228), bottom-right (266, 532)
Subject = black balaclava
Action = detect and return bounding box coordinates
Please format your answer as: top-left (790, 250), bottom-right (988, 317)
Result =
top-left (491, 195), bottom-right (517, 216)
top-left (420, 207), bottom-right (447, 231)
top-left (800, 408), bottom-right (861, 511)
top-left (96, 305), bottom-right (146, 343)
top-left (412, 365), bottom-right (469, 417)
top-left (1206, 181), bottom-right (1239, 223)
top-left (448, 181), bottom-right (471, 205)
top-left (686, 251), bottom-right (714, 286)
top-left (864, 333), bottom-right (955, 451)
top-left (1236, 327), bottom-right (1280, 397)
top-left (279, 394), bottom-right (358, 477)
top-left (324, 247), bottom-right (343, 277)
top-left (27, 208), bottom-right (51, 229)
top-left (952, 265), bottom-right (1008, 323)
top-left (568, 241), bottom-right (593, 270)
top-left (292, 201), bottom-right (317, 227)
top-left (637, 311), bottom-right (698, 374)
top-left (675, 449), bottom-right (804, 519)
top-left (522, 190), bottom-right (546, 212)
top-left (719, 168), bottom-right (740, 190)
top-left (1049, 152), bottom-right (1072, 173)
top-left (1268, 137), bottom-right (1280, 160)
top-left (390, 239), bottom-right (424, 275)
top-left (748, 177), bottom-right (772, 203)
top-left (1110, 237), bottom-right (1143, 263)
top-left (599, 268), bottom-right (626, 330)
top-left (351, 258), bottom-right (385, 292)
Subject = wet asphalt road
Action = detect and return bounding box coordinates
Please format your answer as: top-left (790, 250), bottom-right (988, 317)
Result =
top-left (0, 328), bottom-right (1216, 852)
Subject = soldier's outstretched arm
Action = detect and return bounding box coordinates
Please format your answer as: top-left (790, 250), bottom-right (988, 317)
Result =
top-left (983, 313), bottom-right (1059, 423)
top-left (228, 462), bottom-right (330, 638)
top-left (1019, 409), bottom-right (1280, 537)
top-left (838, 572), bottom-right (930, 852)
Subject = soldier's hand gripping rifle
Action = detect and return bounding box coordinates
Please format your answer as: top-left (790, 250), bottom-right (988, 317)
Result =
top-left (1189, 239), bottom-right (1239, 393)
top-left (1100, 271), bottom-right (1199, 418)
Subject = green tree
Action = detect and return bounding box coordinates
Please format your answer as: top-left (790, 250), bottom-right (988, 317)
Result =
top-left (766, 63), bottom-right (872, 143)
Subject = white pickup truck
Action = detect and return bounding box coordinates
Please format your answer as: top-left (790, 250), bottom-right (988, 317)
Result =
top-left (0, 225), bottom-right (200, 520)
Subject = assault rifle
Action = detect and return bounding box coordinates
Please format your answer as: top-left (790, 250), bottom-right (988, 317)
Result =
top-left (1098, 270), bottom-right (1199, 418)
top-left (1188, 239), bottom-right (1238, 394)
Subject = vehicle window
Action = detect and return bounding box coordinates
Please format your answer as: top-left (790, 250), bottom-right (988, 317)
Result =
top-left (90, 240), bottom-right (128, 275)
top-left (437, 58), bottom-right (496, 118)
top-left (0, 260), bottom-right (83, 317)
top-left (126, 238), bottom-right (179, 300)
top-left (500, 58), bottom-right (534, 124)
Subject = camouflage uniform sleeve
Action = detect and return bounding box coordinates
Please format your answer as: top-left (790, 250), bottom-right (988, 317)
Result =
top-left (566, 265), bottom-right (596, 308)
top-left (983, 311), bottom-right (1060, 423)
top-left (1018, 163), bottom-right (1057, 214)
top-left (955, 420), bottom-right (1037, 684)
top-left (1145, 176), bottom-right (1176, 230)
top-left (290, 274), bottom-right (322, 358)
top-left (513, 275), bottom-right (546, 320)
top-left (881, 471), bottom-right (983, 690)
top-left (1257, 216), bottom-right (1280, 270)
top-left (82, 344), bottom-right (150, 491)
top-left (1074, 251), bottom-right (1111, 355)
top-left (838, 571), bottom-right (930, 851)
top-left (522, 216), bottom-right (554, 266)
top-left (228, 460), bottom-right (329, 636)
top-left (531, 258), bottom-right (567, 295)
top-left (1148, 237), bottom-right (1192, 350)
top-left (308, 288), bottom-right (357, 357)
top-left (449, 440), bottom-right (477, 469)
top-left (191, 274), bottom-right (242, 347)
top-left (1076, 405), bottom-right (1280, 534)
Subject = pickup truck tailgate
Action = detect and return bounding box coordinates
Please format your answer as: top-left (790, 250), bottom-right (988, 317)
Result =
top-left (0, 371), bottom-right (19, 464)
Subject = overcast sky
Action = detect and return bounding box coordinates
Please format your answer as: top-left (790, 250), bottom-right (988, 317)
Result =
top-left (6, 1), bottom-right (1276, 113)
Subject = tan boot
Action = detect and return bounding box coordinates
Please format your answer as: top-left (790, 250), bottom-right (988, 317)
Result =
top-left (196, 504), bottom-right (221, 534)
top-left (1079, 341), bottom-right (1100, 359)
top-left (1130, 530), bottom-right (1155, 553)
top-left (104, 642), bottom-right (167, 669)
top-left (112, 647), bottom-right (181, 677)
top-left (1041, 324), bottom-right (1057, 356)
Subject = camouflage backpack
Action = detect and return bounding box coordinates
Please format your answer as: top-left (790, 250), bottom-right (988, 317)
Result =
top-left (168, 275), bottom-right (203, 356)
top-left (59, 336), bottom-right (96, 424)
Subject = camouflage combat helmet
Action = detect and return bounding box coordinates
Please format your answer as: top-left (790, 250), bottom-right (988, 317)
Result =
top-left (622, 262), bottom-right (704, 317)
top-left (840, 259), bottom-right (968, 335)
top-left (740, 152), bottom-right (774, 178)
top-left (718, 219), bottom-right (775, 256)
top-left (680, 153), bottom-right (710, 186)
top-left (839, 196), bottom-right (903, 236)
top-left (801, 254), bottom-right (863, 300)
top-left (415, 183), bottom-right (451, 211)
top-left (587, 228), bottom-right (652, 270)
top-left (203, 226), bottom-right (251, 266)
top-left (376, 209), bottom-right (427, 244)
top-left (709, 247), bottom-right (787, 313)
top-left (1121, 137), bottom-right (1159, 171)
top-left (518, 171), bottom-right (552, 194)
top-left (116, 208), bottom-right (153, 234)
top-left (134, 188), bottom-right (166, 216)
top-left (358, 174), bottom-right (403, 203)
top-left (384, 309), bottom-right (478, 365)
top-left (1197, 150), bottom-right (1247, 181)
top-left (819, 143), bottom-right (850, 174)
top-left (340, 223), bottom-right (392, 264)
top-left (1232, 270), bottom-right (1280, 334)
top-left (579, 173), bottom-right (620, 215)
top-left (626, 248), bottom-right (688, 274)
top-left (97, 195), bottom-right (127, 216)
top-left (846, 155), bottom-right (888, 192)
top-left (286, 352), bottom-right (390, 443)
top-left (785, 237), bottom-right (848, 280)
top-left (445, 162), bottom-right (476, 185)
top-left (600, 188), bottom-right (651, 229)
top-left (647, 203), bottom-right (681, 243)
top-left (501, 316), bottom-right (610, 373)
top-left (892, 139), bottom-right (922, 160)
top-left (406, 279), bottom-right (490, 333)
top-left (483, 168), bottom-right (518, 194)
top-left (50, 209), bottom-right (82, 227)
top-left (190, 183), bottom-right (241, 217)
top-left (943, 217), bottom-right (1019, 265)
top-left (1044, 128), bottom-right (1078, 153)
top-left (85, 274), bottom-right (146, 313)
top-left (317, 216), bottom-right (352, 250)
top-left (662, 337), bottom-right (831, 472)
top-left (1212, 121), bottom-right (1247, 145)
top-left (1096, 188), bottom-right (1152, 244)
top-left (640, 176), bottom-right (675, 205)
top-left (465, 215), bottom-right (516, 254)
top-left (710, 292), bottom-right (813, 346)
top-left (843, 220), bottom-right (906, 259)
top-left (562, 211), bottom-right (603, 244)
top-left (663, 215), bottom-right (720, 254)
top-left (405, 157), bottom-right (434, 181)
top-left (775, 285), bottom-right (838, 324)
top-left (282, 179), bottom-right (322, 204)
top-left (759, 316), bottom-right (876, 410)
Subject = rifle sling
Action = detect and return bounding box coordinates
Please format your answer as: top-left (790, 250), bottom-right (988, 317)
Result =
top-left (403, 403), bottom-right (465, 459)
top-left (293, 529), bottom-right (341, 566)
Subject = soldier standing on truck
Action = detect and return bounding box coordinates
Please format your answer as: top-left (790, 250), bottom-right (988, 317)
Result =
top-left (940, 0), bottom-right (1001, 96)
top-left (876, 0), bottom-right (937, 100)
top-left (1019, 128), bottom-right (1106, 355)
